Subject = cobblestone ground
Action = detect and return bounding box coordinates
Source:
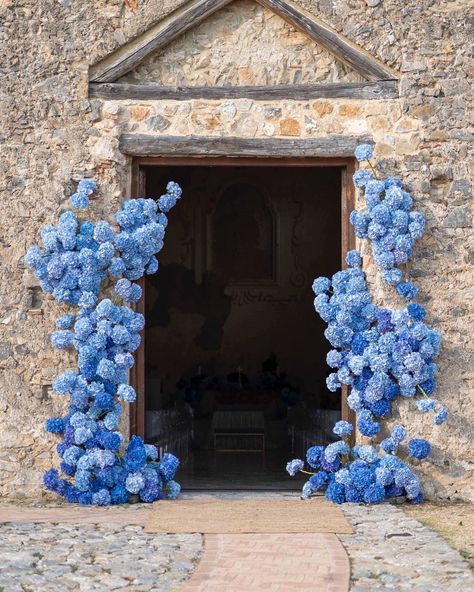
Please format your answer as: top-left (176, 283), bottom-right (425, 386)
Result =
top-left (340, 503), bottom-right (474, 592)
top-left (0, 519), bottom-right (202, 592)
top-left (0, 497), bottom-right (472, 591)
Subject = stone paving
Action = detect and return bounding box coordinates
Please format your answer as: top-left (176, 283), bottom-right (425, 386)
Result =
top-left (0, 497), bottom-right (473, 591)
top-left (340, 503), bottom-right (474, 592)
top-left (0, 516), bottom-right (202, 592)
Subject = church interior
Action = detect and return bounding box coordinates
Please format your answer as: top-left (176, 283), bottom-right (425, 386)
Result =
top-left (143, 163), bottom-right (343, 489)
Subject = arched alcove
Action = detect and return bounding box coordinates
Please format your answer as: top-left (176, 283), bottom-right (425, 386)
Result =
top-left (211, 181), bottom-right (275, 284)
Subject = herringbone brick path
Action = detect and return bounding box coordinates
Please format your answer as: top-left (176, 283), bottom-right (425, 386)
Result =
top-left (179, 533), bottom-right (350, 592)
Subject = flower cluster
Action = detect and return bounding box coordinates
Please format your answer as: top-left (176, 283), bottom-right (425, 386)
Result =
top-left (24, 210), bottom-right (107, 306)
top-left (287, 145), bottom-right (448, 504)
top-left (314, 260), bottom-right (444, 436)
top-left (26, 179), bottom-right (183, 505)
top-left (287, 424), bottom-right (426, 504)
top-left (350, 145), bottom-right (424, 300)
top-left (25, 182), bottom-right (182, 310)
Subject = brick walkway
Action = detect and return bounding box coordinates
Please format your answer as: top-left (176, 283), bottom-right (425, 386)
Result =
top-left (180, 533), bottom-right (350, 592)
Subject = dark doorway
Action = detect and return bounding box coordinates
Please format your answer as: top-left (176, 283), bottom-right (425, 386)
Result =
top-left (131, 159), bottom-right (354, 490)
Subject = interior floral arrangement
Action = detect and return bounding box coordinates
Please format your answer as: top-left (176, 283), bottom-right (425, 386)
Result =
top-left (176, 353), bottom-right (302, 410)
top-left (286, 144), bottom-right (448, 504)
top-left (25, 179), bottom-right (183, 505)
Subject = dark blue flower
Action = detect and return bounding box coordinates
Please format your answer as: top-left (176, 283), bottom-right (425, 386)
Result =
top-left (408, 439), bottom-right (431, 460)
top-left (325, 482), bottom-right (346, 504)
top-left (306, 446), bottom-right (324, 469)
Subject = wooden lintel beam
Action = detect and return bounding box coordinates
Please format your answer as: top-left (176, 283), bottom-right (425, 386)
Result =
top-left (89, 80), bottom-right (399, 101)
top-left (119, 134), bottom-right (373, 157)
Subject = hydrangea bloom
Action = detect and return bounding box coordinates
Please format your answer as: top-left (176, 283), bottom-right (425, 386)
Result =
top-left (434, 407), bottom-right (448, 425)
top-left (285, 145), bottom-right (448, 505)
top-left (25, 179), bottom-right (183, 506)
top-left (408, 439), bottom-right (431, 460)
top-left (332, 421), bottom-right (353, 438)
top-left (286, 459), bottom-right (304, 476)
top-left (354, 144), bottom-right (373, 162)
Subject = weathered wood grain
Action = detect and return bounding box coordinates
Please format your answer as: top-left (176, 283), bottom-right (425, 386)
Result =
top-left (119, 134), bottom-right (373, 157)
top-left (257, 0), bottom-right (396, 81)
top-left (89, 80), bottom-right (399, 100)
top-left (89, 0), bottom-right (397, 84)
top-left (90, 0), bottom-right (233, 82)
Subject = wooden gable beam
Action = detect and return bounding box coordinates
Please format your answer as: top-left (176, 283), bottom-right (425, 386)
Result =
top-left (89, 0), bottom-right (397, 84)
top-left (256, 0), bottom-right (396, 81)
top-left (89, 80), bottom-right (399, 100)
top-left (90, 0), bottom-right (234, 82)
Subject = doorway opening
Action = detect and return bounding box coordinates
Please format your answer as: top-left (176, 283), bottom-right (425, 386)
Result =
top-left (131, 158), bottom-right (354, 490)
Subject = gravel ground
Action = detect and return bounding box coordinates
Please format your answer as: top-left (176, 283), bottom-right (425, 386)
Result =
top-left (402, 501), bottom-right (474, 569)
top-left (0, 495), bottom-right (472, 591)
top-left (340, 502), bottom-right (474, 592)
top-left (0, 520), bottom-right (202, 592)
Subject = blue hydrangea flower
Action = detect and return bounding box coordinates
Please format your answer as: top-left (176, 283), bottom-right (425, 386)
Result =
top-left (391, 424), bottom-right (407, 444)
top-left (363, 483), bottom-right (385, 503)
top-left (164, 480), bottom-right (181, 500)
top-left (353, 169), bottom-right (373, 188)
top-left (56, 314), bottom-right (75, 329)
top-left (345, 250), bottom-right (362, 269)
top-left (357, 415), bottom-right (380, 437)
top-left (408, 439), bottom-right (431, 460)
top-left (51, 330), bottom-right (74, 349)
top-left (45, 418), bottom-right (65, 434)
top-left (324, 441), bottom-right (350, 463)
top-left (306, 446), bottom-right (324, 469)
top-left (309, 471), bottom-right (327, 491)
top-left (417, 398), bottom-right (437, 413)
top-left (312, 276), bottom-right (331, 295)
top-left (286, 459), bottom-right (304, 476)
top-left (325, 481), bottom-right (346, 504)
top-left (434, 407), bottom-right (448, 425)
top-left (396, 282), bottom-right (418, 301)
top-left (70, 192), bottom-right (89, 209)
top-left (354, 144), bottom-right (373, 162)
top-left (117, 384), bottom-right (136, 403)
top-left (379, 437), bottom-right (397, 454)
top-left (159, 453), bottom-right (180, 482)
top-left (125, 472), bottom-right (145, 494)
top-left (332, 421), bottom-right (353, 438)
top-left (77, 179), bottom-right (97, 195)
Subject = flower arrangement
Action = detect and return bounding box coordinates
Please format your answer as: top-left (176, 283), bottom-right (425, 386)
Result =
top-left (286, 145), bottom-right (448, 504)
top-left (25, 180), bottom-right (183, 505)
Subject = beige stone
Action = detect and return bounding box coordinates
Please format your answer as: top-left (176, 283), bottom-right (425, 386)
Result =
top-left (130, 106), bottom-right (151, 121)
top-left (279, 117), bottom-right (301, 136)
top-left (312, 101), bottom-right (334, 117)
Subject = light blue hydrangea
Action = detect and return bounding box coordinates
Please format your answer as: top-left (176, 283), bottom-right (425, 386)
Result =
top-left (354, 144), bottom-right (373, 162)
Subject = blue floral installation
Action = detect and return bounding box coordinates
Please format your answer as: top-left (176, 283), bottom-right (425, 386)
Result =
top-left (286, 145), bottom-right (448, 504)
top-left (25, 179), bottom-right (183, 505)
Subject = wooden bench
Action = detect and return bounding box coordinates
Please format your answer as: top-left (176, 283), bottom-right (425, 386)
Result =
top-left (213, 411), bottom-right (265, 452)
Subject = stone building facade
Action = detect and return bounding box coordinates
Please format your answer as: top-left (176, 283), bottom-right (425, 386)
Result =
top-left (0, 0), bottom-right (472, 500)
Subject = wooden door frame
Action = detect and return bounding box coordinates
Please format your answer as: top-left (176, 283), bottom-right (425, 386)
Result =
top-left (129, 155), bottom-right (356, 441)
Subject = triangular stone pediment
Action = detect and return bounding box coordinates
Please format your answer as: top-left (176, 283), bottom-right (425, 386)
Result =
top-left (118, 0), bottom-right (364, 88)
top-left (89, 0), bottom-right (398, 100)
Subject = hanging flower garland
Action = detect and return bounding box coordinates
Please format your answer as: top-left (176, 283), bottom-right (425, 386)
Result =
top-left (286, 145), bottom-right (448, 504)
top-left (25, 180), bottom-right (183, 505)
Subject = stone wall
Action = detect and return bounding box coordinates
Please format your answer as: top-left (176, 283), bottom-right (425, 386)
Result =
top-left (0, 0), bottom-right (472, 501)
top-left (119, 0), bottom-right (363, 86)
